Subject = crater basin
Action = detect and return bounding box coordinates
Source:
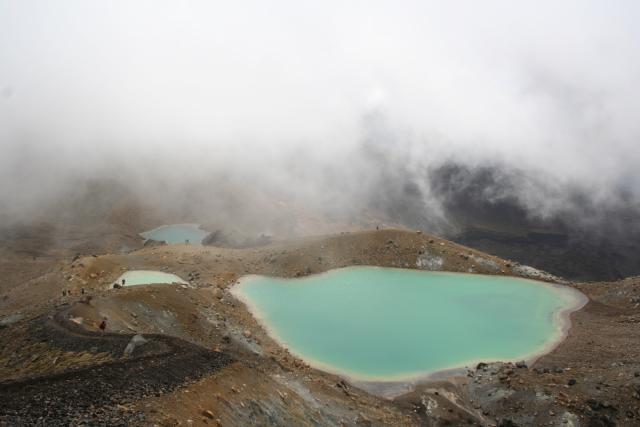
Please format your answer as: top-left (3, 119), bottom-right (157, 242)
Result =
top-left (232, 267), bottom-right (586, 382)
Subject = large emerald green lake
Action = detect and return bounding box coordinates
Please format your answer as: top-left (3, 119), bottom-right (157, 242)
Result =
top-left (232, 267), bottom-right (585, 381)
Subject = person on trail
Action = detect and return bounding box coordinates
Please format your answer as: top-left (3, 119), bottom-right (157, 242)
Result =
top-left (99, 318), bottom-right (107, 334)
top-left (121, 278), bottom-right (126, 286)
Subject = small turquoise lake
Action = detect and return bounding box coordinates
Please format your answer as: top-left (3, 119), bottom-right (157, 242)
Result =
top-left (232, 267), bottom-right (585, 381)
top-left (115, 270), bottom-right (188, 287)
top-left (140, 224), bottom-right (209, 245)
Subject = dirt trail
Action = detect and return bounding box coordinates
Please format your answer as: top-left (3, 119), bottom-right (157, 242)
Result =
top-left (0, 308), bottom-right (233, 426)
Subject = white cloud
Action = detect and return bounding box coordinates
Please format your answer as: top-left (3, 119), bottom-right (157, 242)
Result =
top-left (1, 0), bottom-right (639, 224)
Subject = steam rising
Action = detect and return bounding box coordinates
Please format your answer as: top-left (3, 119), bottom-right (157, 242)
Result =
top-left (1, 1), bottom-right (639, 232)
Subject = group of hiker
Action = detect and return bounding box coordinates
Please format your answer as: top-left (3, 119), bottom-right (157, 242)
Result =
top-left (61, 279), bottom-right (114, 333)
top-left (62, 276), bottom-right (127, 297)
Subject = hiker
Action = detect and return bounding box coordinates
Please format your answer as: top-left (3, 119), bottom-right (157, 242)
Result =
top-left (99, 318), bottom-right (107, 334)
top-left (62, 289), bottom-right (67, 297)
top-left (121, 278), bottom-right (126, 286)
top-left (81, 288), bottom-right (85, 294)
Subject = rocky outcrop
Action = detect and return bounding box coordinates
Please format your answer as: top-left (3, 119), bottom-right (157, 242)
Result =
top-left (513, 264), bottom-right (562, 282)
top-left (416, 252), bottom-right (444, 271)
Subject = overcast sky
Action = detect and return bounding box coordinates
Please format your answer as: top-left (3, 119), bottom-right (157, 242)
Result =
top-left (1, 1), bottom-right (639, 225)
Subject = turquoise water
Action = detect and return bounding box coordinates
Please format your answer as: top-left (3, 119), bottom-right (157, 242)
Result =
top-left (115, 270), bottom-right (188, 286)
top-left (233, 267), bottom-right (584, 381)
top-left (140, 224), bottom-right (209, 245)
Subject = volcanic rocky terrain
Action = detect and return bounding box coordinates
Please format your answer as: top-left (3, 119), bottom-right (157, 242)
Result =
top-left (1, 213), bottom-right (640, 426)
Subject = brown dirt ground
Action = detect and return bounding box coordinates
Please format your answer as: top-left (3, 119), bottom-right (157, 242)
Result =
top-left (1, 229), bottom-right (639, 426)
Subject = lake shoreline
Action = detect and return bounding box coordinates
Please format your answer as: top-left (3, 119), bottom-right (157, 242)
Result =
top-left (231, 267), bottom-right (588, 396)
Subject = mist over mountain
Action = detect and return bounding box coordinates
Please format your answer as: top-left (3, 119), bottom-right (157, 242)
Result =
top-left (2, 1), bottom-right (640, 280)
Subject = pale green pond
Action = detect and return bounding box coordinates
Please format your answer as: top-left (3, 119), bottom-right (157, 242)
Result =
top-left (115, 270), bottom-right (188, 287)
top-left (232, 267), bottom-right (585, 381)
top-left (140, 224), bottom-right (208, 245)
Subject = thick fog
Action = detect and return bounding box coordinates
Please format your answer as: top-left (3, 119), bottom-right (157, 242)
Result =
top-left (1, 1), bottom-right (639, 233)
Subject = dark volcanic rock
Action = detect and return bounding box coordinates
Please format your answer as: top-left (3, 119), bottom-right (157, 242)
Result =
top-left (497, 419), bottom-right (519, 427)
top-left (0, 311), bottom-right (234, 426)
top-left (143, 239), bottom-right (166, 247)
top-left (202, 229), bottom-right (271, 248)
